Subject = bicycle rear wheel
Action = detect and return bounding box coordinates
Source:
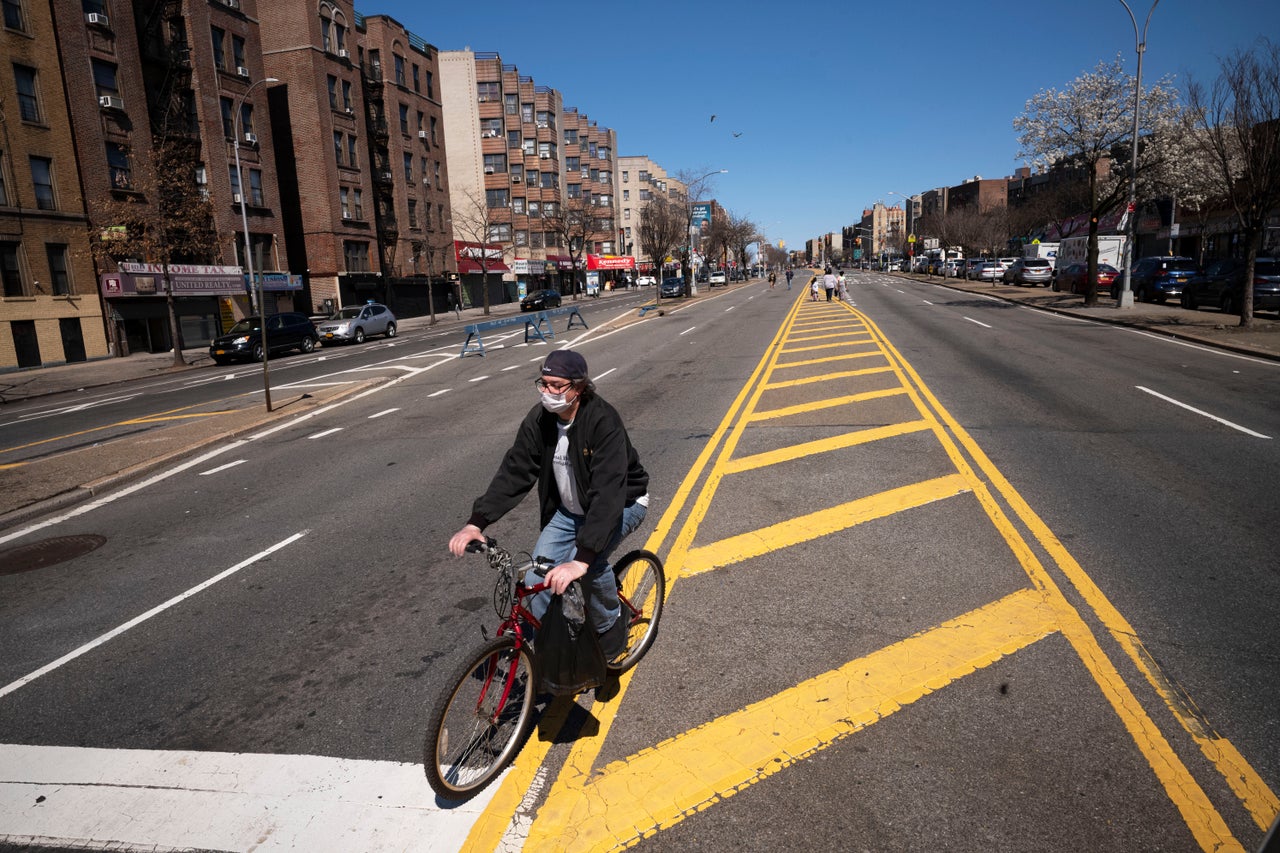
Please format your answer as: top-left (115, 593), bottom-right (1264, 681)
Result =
top-left (424, 635), bottom-right (537, 799)
top-left (607, 550), bottom-right (665, 673)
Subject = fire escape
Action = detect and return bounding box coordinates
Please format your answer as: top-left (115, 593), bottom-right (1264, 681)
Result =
top-left (360, 55), bottom-right (397, 274)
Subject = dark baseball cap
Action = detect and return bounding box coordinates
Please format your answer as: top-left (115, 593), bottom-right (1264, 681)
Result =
top-left (541, 349), bottom-right (588, 380)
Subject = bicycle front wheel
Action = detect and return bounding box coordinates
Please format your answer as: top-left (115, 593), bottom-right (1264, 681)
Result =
top-left (424, 636), bottom-right (537, 799)
top-left (608, 550), bottom-right (666, 673)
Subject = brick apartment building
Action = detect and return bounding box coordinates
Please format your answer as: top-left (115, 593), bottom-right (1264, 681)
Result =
top-left (2, 0), bottom-right (107, 369)
top-left (850, 201), bottom-right (906, 262)
top-left (616, 156), bottom-right (686, 274)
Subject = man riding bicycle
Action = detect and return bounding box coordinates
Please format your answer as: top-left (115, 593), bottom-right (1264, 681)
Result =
top-left (448, 349), bottom-right (649, 660)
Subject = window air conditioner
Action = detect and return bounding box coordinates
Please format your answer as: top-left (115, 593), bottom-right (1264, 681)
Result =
top-left (243, 132), bottom-right (258, 144)
top-left (98, 95), bottom-right (124, 110)
top-left (85, 12), bottom-right (109, 26)
top-left (483, 167), bottom-right (494, 174)
top-left (342, 211), bottom-right (351, 219)
top-left (236, 66), bottom-right (250, 78)
top-left (232, 193), bottom-right (242, 203)
top-left (539, 153), bottom-right (550, 159)
top-left (337, 48), bottom-right (349, 59)
top-left (511, 175), bottom-right (521, 183)
top-left (222, 0), bottom-right (239, 9)
top-left (344, 107), bottom-right (354, 115)
top-left (418, 130), bottom-right (427, 139)
top-left (422, 178), bottom-right (429, 185)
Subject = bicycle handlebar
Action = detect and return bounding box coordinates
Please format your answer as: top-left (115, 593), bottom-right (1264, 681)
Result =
top-left (465, 535), bottom-right (554, 576)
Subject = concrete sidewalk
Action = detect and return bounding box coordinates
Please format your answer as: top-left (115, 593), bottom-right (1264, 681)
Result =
top-left (888, 271), bottom-right (1280, 361)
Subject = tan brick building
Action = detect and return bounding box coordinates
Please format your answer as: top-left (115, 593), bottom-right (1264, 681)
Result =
top-left (616, 156), bottom-right (686, 273)
top-left (2, 0), bottom-right (107, 369)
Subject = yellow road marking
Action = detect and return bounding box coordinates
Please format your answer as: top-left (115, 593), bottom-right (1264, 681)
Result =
top-left (786, 330), bottom-right (872, 344)
top-left (525, 589), bottom-right (1060, 852)
top-left (0, 402), bottom-right (242, 457)
top-left (721, 419), bottom-right (931, 475)
top-left (778, 340), bottom-right (878, 355)
top-left (748, 386), bottom-right (906, 422)
top-left (681, 474), bottom-right (970, 577)
top-left (761, 364), bottom-right (894, 390)
top-left (772, 350), bottom-right (884, 370)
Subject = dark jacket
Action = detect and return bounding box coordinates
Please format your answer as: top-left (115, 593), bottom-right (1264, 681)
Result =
top-left (467, 393), bottom-right (648, 565)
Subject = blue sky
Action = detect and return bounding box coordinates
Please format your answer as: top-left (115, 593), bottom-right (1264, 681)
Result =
top-left (372, 0), bottom-right (1279, 253)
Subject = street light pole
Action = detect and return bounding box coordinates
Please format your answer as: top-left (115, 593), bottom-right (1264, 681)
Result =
top-left (687, 168), bottom-right (727, 292)
top-left (233, 76), bottom-right (279, 410)
top-left (1115, 0), bottom-right (1159, 310)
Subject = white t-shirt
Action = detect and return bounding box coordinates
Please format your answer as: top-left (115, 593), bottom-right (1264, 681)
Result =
top-left (553, 420), bottom-right (585, 514)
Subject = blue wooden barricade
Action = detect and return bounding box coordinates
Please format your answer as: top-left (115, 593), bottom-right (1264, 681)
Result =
top-left (459, 306), bottom-right (588, 357)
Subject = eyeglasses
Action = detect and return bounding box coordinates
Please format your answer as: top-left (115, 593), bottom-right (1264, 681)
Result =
top-left (534, 378), bottom-right (573, 393)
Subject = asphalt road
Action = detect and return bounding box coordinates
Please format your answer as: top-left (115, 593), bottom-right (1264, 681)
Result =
top-left (1, 273), bottom-right (1276, 852)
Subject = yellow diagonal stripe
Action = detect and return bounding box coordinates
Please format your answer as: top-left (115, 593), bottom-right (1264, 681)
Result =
top-left (762, 365), bottom-right (894, 390)
top-left (722, 419), bottom-right (931, 475)
top-left (527, 588), bottom-right (1059, 852)
top-left (749, 386), bottom-right (907, 422)
top-left (681, 474), bottom-right (970, 576)
top-left (773, 350), bottom-right (885, 370)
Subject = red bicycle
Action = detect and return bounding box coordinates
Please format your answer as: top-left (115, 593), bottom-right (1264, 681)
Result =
top-left (423, 537), bottom-right (665, 799)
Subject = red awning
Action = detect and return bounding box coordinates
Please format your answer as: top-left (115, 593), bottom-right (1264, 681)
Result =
top-left (457, 258), bottom-right (510, 274)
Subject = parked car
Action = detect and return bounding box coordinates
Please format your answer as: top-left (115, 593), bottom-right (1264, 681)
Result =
top-left (315, 302), bottom-right (397, 343)
top-left (636, 275), bottom-right (656, 287)
top-left (998, 257), bottom-right (1019, 269)
top-left (709, 270), bottom-right (727, 286)
top-left (660, 276), bottom-right (685, 298)
top-left (972, 262), bottom-right (1006, 282)
top-left (210, 312), bottom-right (318, 364)
top-left (1181, 257), bottom-right (1280, 314)
top-left (964, 258), bottom-right (986, 279)
top-left (1115, 256), bottom-right (1199, 303)
top-left (943, 259), bottom-right (965, 278)
top-left (519, 289), bottom-right (562, 312)
top-left (1054, 263), bottom-right (1120, 295)
top-left (1003, 257), bottom-right (1054, 286)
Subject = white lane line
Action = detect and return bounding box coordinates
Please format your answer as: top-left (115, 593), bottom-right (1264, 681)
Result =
top-left (502, 364), bottom-right (521, 371)
top-left (469, 375), bottom-right (490, 382)
top-left (0, 743), bottom-right (499, 851)
top-left (680, 326), bottom-right (696, 336)
top-left (963, 317), bottom-right (993, 328)
top-left (593, 367), bottom-right (617, 382)
top-left (15, 394), bottom-right (141, 422)
top-left (307, 427), bottom-right (343, 439)
top-left (725, 305), bottom-right (736, 312)
top-left (1124, 328), bottom-right (1280, 366)
top-left (0, 532), bottom-right (309, 699)
top-left (198, 459), bottom-right (246, 476)
top-left (1135, 386), bottom-right (1272, 439)
top-left (368, 408), bottom-right (400, 419)
top-left (428, 389), bottom-right (451, 397)
top-left (922, 300), bottom-right (934, 305)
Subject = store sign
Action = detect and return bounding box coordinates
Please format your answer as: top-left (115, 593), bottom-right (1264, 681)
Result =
top-left (692, 203), bottom-right (712, 226)
top-left (512, 258), bottom-right (531, 276)
top-left (100, 264), bottom-right (245, 297)
top-left (586, 254), bottom-right (636, 270)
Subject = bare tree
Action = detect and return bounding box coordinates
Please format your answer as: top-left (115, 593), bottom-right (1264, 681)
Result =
top-left (451, 186), bottom-right (507, 316)
top-left (637, 197), bottom-right (684, 302)
top-left (726, 213), bottom-right (759, 273)
top-left (1186, 38), bottom-right (1280, 327)
top-left (88, 137), bottom-right (220, 366)
top-left (676, 169), bottom-right (725, 295)
top-left (1015, 56), bottom-right (1184, 305)
top-left (544, 194), bottom-right (594, 300)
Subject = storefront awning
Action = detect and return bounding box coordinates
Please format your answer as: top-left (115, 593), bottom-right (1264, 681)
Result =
top-left (457, 258), bottom-right (511, 274)
top-left (587, 254), bottom-right (636, 270)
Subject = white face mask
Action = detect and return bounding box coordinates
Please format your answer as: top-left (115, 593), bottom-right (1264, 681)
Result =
top-left (540, 388), bottom-right (574, 414)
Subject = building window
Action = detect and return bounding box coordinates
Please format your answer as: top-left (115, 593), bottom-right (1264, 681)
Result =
top-left (403, 152), bottom-right (413, 182)
top-left (29, 156), bottom-right (54, 208)
top-left (412, 63), bottom-right (419, 92)
top-left (347, 135), bottom-right (357, 168)
top-left (530, 232), bottom-right (544, 249)
top-left (14, 64), bottom-right (40, 123)
top-left (425, 70), bottom-right (433, 99)
top-left (407, 199), bottom-right (417, 228)
top-left (535, 110), bottom-right (551, 129)
top-left (489, 223), bottom-right (510, 242)
top-left (480, 118), bottom-right (502, 139)
top-left (430, 115), bottom-right (438, 145)
top-left (249, 169), bottom-right (263, 205)
top-left (211, 27), bottom-right (226, 70)
top-left (229, 164), bottom-right (241, 199)
top-left (1, 241), bottom-right (23, 296)
top-left (434, 160), bottom-right (440, 186)
top-left (567, 183), bottom-right (581, 199)
top-left (482, 153), bottom-right (505, 174)
top-left (343, 240), bottom-right (370, 271)
top-left (239, 103), bottom-right (255, 136)
top-left (564, 129), bottom-right (578, 145)
top-left (485, 188), bottom-right (508, 208)
top-left (232, 35), bottom-right (245, 70)
top-left (394, 54), bottom-right (405, 86)
top-left (622, 189), bottom-right (629, 201)
top-left (566, 156), bottom-right (579, 172)
top-left (342, 79), bottom-right (352, 111)
top-left (220, 97), bottom-right (234, 138)
top-left (421, 156), bottom-right (428, 186)
top-left (527, 200), bottom-right (539, 218)
top-left (0, 150), bottom-right (9, 206)
top-left (339, 186), bottom-right (349, 218)
top-left (91, 59), bottom-right (119, 100)
top-left (46, 244), bottom-right (70, 295)
top-left (540, 172), bottom-right (556, 190)
top-left (320, 16), bottom-right (332, 52)
top-left (327, 75), bottom-right (338, 109)
top-left (106, 143), bottom-right (130, 189)
top-left (3, 0), bottom-right (26, 30)
top-left (514, 230), bottom-right (526, 247)
top-left (476, 81), bottom-right (499, 103)
top-left (334, 20), bottom-right (346, 53)
top-left (352, 188), bottom-right (363, 219)
top-left (519, 102), bottom-right (532, 124)
top-left (398, 103), bottom-right (409, 135)
top-left (525, 169), bottom-right (538, 186)
top-left (416, 110), bottom-right (424, 134)
top-left (504, 93), bottom-right (517, 115)
top-left (622, 170), bottom-right (628, 182)
top-left (511, 196), bottom-right (524, 214)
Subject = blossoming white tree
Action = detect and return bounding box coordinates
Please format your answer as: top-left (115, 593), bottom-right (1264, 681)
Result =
top-left (1014, 56), bottom-right (1183, 305)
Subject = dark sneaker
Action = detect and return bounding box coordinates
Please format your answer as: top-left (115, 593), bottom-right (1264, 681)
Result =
top-left (598, 613), bottom-right (628, 662)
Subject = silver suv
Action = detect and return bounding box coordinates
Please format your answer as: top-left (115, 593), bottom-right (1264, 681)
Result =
top-left (317, 302), bottom-right (397, 344)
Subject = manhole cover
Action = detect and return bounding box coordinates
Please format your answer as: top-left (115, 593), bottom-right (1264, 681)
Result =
top-left (0, 534), bottom-right (107, 576)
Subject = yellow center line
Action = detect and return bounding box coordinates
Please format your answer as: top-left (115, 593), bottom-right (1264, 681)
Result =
top-left (681, 474), bottom-right (970, 577)
top-left (748, 386), bottom-right (906, 422)
top-left (0, 400), bottom-right (246, 457)
top-left (526, 589), bottom-right (1060, 852)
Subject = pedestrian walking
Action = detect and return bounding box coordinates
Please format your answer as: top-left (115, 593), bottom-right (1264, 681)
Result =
top-left (838, 276), bottom-right (850, 302)
top-left (810, 276), bottom-right (820, 301)
top-left (768, 270), bottom-right (777, 289)
top-left (785, 269), bottom-right (794, 290)
top-left (822, 267), bottom-right (839, 302)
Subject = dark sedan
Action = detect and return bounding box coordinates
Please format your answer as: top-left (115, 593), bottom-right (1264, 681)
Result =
top-left (209, 312), bottom-right (318, 365)
top-left (1182, 257), bottom-right (1280, 314)
top-left (520, 289), bottom-right (562, 311)
top-left (1113, 256), bottom-right (1198, 303)
top-left (1054, 263), bottom-right (1119, 295)
top-left (660, 276), bottom-right (685, 298)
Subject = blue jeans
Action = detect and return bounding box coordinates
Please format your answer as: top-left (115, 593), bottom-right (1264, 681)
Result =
top-left (524, 500), bottom-right (647, 633)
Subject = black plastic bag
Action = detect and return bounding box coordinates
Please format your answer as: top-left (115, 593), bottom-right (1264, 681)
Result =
top-left (537, 582), bottom-right (606, 696)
